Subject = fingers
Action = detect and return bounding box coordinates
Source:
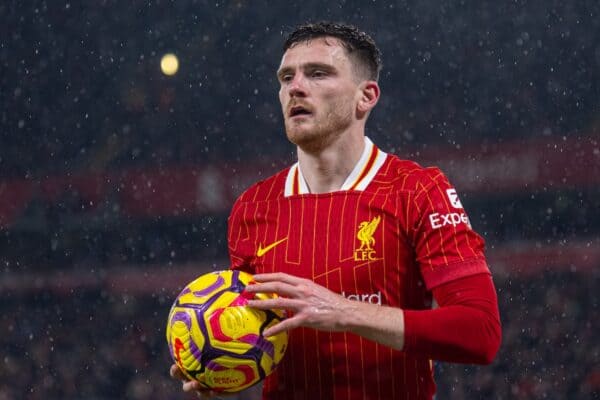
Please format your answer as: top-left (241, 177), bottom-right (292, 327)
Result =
top-left (263, 317), bottom-right (301, 337)
top-left (170, 364), bottom-right (198, 391)
top-left (246, 272), bottom-right (347, 336)
top-left (170, 364), bottom-right (202, 393)
top-left (244, 281), bottom-right (300, 298)
top-left (247, 298), bottom-right (304, 310)
top-left (245, 273), bottom-right (315, 301)
top-left (182, 379), bottom-right (202, 392)
top-left (252, 272), bottom-right (304, 285)
top-left (170, 364), bottom-right (232, 399)
top-left (170, 363), bottom-right (185, 379)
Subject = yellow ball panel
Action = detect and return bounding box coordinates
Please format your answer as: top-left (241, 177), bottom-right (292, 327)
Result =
top-left (178, 274), bottom-right (230, 305)
top-left (222, 306), bottom-right (259, 337)
top-left (166, 307), bottom-right (206, 377)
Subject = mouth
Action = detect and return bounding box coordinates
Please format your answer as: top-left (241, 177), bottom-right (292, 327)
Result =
top-left (289, 105), bottom-right (313, 118)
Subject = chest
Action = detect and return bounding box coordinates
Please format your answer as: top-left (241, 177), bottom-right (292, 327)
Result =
top-left (232, 193), bottom-right (422, 306)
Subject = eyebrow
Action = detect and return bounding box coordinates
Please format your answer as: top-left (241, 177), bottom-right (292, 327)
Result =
top-left (276, 62), bottom-right (337, 79)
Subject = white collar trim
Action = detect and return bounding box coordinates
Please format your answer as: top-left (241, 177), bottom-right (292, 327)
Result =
top-left (284, 137), bottom-right (387, 197)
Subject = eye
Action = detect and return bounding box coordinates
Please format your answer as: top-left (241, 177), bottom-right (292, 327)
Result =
top-left (279, 73), bottom-right (294, 83)
top-left (311, 70), bottom-right (327, 78)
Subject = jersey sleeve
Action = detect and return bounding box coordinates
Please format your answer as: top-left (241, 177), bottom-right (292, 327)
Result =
top-left (409, 168), bottom-right (490, 289)
top-left (403, 273), bottom-right (502, 364)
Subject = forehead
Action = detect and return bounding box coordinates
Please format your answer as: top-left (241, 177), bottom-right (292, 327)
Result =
top-left (278, 37), bottom-right (351, 70)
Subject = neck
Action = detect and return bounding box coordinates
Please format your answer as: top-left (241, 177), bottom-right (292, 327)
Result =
top-left (297, 132), bottom-right (365, 194)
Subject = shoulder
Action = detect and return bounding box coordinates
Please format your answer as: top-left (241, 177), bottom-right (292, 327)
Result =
top-left (232, 167), bottom-right (290, 207)
top-left (376, 153), bottom-right (451, 193)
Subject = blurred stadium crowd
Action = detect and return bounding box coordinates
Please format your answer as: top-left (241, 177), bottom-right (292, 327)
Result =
top-left (1, 1), bottom-right (599, 399)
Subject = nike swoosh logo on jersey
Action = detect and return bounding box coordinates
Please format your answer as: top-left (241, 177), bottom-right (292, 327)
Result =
top-left (256, 237), bottom-right (288, 257)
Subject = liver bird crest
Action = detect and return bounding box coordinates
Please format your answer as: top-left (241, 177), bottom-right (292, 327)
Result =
top-left (356, 216), bottom-right (381, 251)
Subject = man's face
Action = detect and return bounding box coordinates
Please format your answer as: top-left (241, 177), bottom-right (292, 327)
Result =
top-left (277, 37), bottom-right (363, 148)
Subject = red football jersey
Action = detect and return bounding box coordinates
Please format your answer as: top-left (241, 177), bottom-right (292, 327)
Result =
top-left (228, 138), bottom-right (490, 400)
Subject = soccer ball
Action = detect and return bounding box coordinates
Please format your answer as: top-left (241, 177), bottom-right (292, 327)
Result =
top-left (166, 270), bottom-right (288, 392)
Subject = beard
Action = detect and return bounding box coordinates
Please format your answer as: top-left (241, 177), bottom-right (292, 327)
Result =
top-left (284, 97), bottom-right (354, 152)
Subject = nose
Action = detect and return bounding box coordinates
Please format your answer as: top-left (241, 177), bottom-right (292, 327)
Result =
top-left (288, 74), bottom-right (307, 98)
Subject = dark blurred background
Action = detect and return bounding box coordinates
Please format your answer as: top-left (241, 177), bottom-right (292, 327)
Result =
top-left (1, 1), bottom-right (599, 399)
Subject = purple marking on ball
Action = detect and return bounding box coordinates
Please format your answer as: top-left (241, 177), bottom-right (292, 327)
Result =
top-left (239, 334), bottom-right (275, 359)
top-left (206, 359), bottom-right (227, 372)
top-left (193, 275), bottom-right (226, 297)
top-left (188, 333), bottom-right (204, 363)
top-left (195, 308), bottom-right (210, 332)
top-left (171, 310), bottom-right (192, 330)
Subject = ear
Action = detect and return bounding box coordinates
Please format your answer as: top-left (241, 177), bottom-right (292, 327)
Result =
top-left (356, 81), bottom-right (380, 117)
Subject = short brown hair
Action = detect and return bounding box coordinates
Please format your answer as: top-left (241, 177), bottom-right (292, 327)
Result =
top-left (283, 21), bottom-right (382, 81)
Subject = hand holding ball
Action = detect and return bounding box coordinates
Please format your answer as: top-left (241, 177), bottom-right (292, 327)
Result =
top-left (166, 270), bottom-right (288, 393)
